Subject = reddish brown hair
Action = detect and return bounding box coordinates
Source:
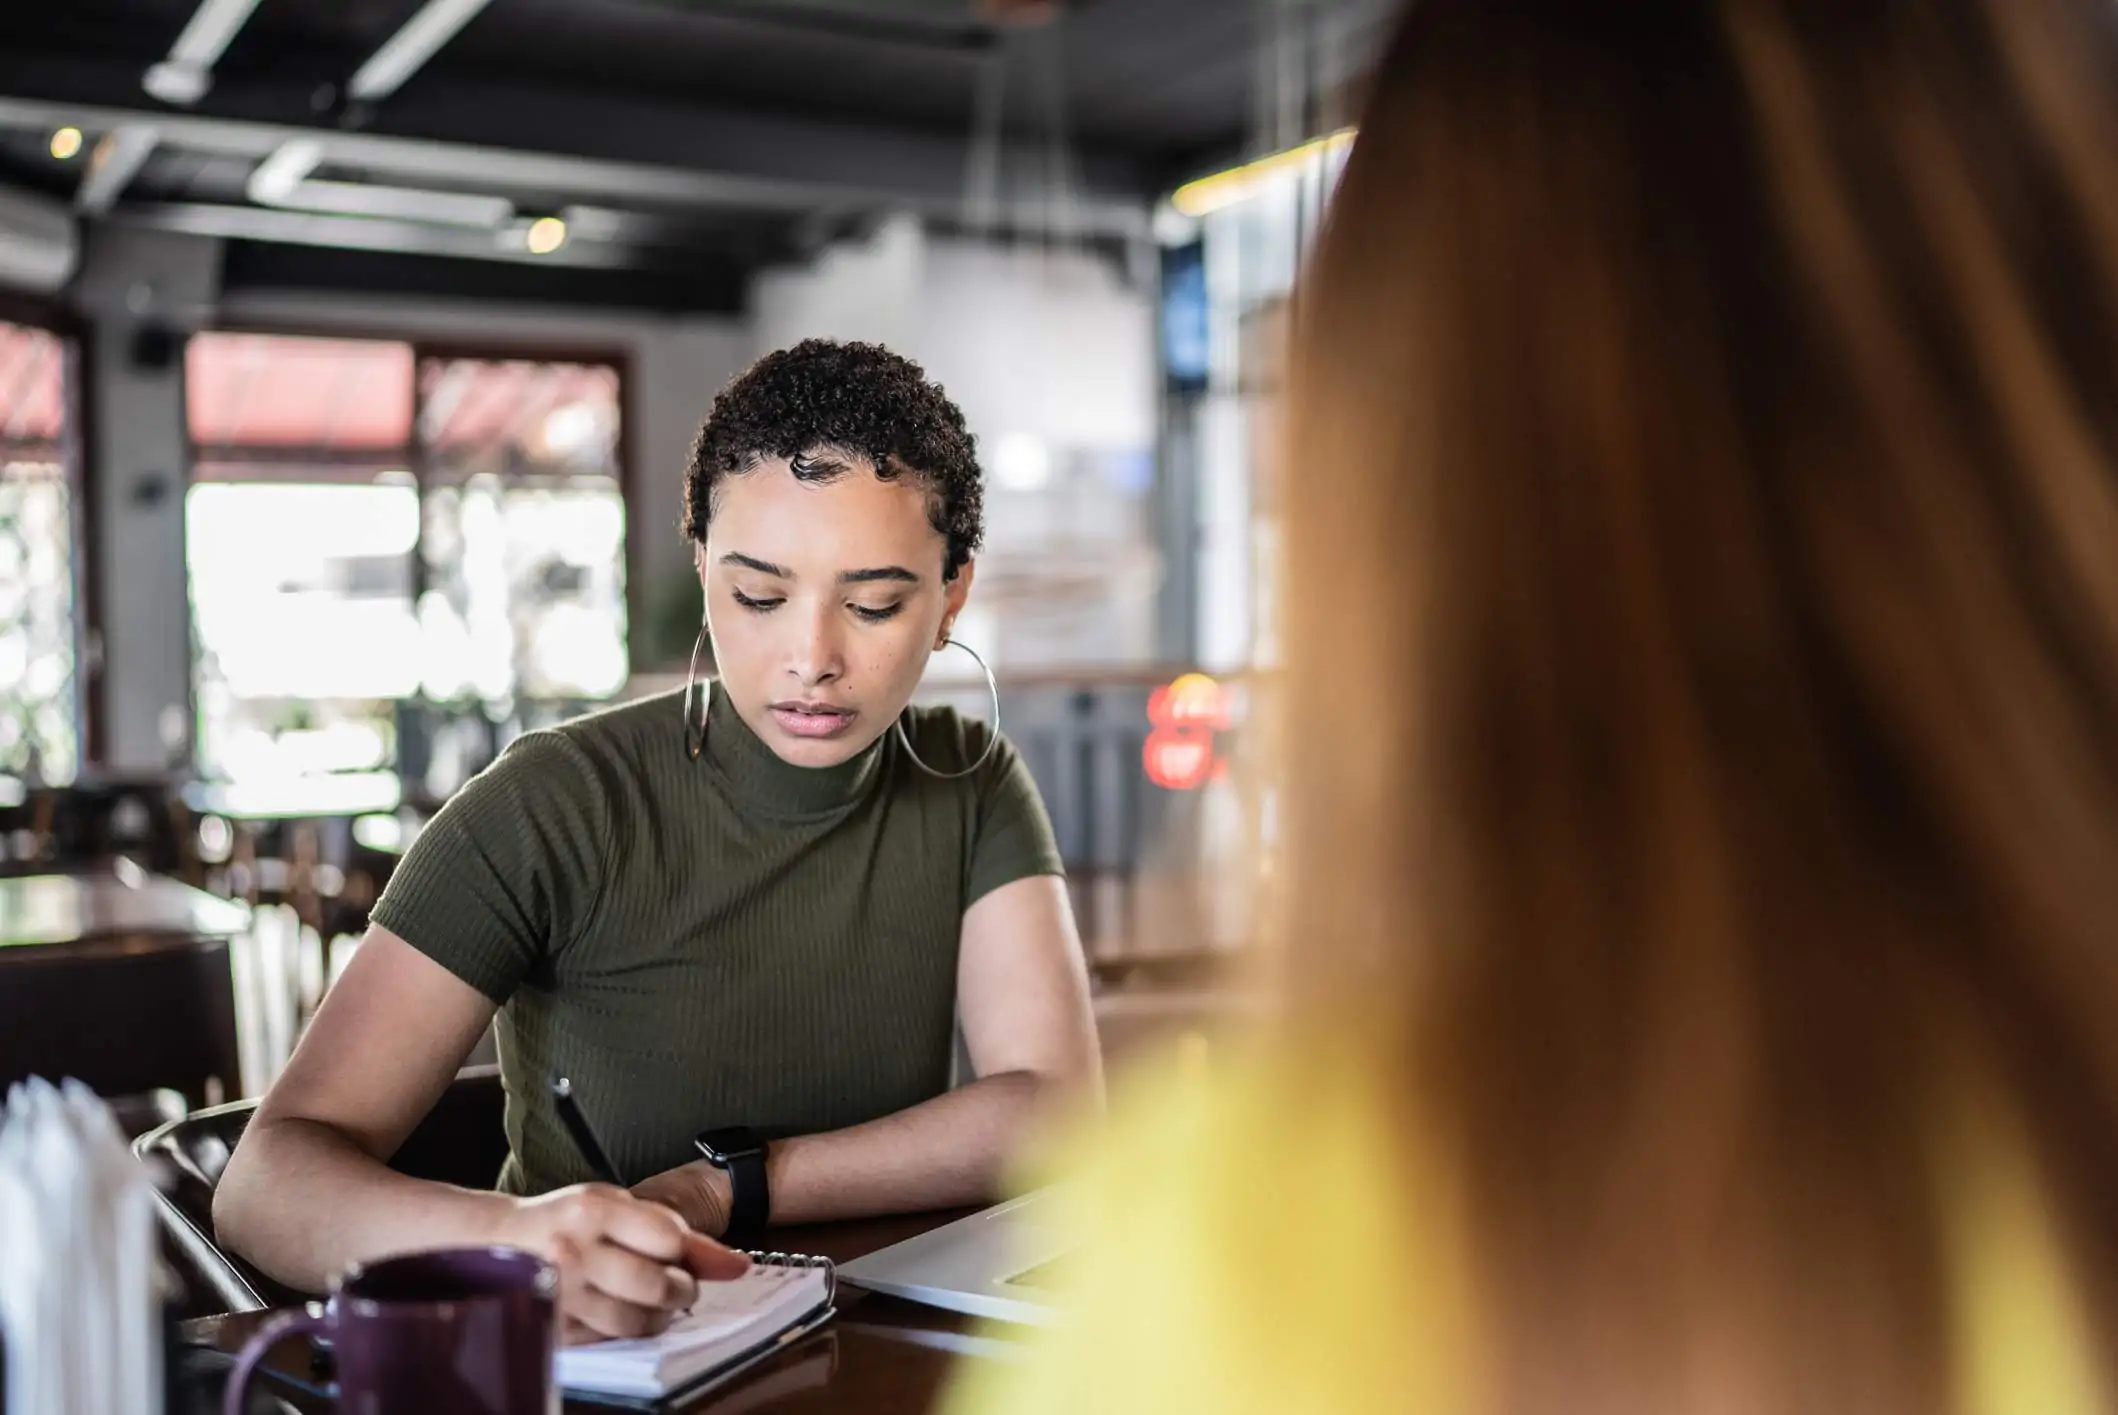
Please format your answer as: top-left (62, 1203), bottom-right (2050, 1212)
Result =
top-left (1281, 1), bottom-right (2118, 1407)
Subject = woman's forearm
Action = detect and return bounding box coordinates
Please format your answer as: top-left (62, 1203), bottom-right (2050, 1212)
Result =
top-left (213, 1116), bottom-right (517, 1292)
top-left (764, 1070), bottom-right (1068, 1225)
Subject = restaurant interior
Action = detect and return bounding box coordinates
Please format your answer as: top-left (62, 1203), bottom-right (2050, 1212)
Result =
top-left (0, 0), bottom-right (1393, 1409)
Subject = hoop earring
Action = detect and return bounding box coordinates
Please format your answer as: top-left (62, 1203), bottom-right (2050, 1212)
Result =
top-left (682, 627), bottom-right (711, 762)
top-left (895, 637), bottom-right (1001, 780)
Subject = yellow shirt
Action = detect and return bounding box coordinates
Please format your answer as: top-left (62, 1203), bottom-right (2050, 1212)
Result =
top-left (944, 1048), bottom-right (2100, 1415)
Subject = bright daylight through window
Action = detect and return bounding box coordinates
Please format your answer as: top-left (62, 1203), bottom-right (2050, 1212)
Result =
top-left (0, 320), bottom-right (78, 787)
top-left (185, 332), bottom-right (627, 802)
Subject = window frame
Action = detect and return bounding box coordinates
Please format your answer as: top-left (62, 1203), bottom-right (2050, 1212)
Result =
top-left (179, 323), bottom-right (636, 787)
top-left (0, 291), bottom-right (95, 775)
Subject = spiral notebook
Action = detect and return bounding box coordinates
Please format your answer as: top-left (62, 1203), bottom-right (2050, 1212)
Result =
top-left (559, 1251), bottom-right (837, 1410)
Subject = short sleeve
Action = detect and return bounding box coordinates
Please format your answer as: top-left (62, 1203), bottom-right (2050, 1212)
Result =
top-left (964, 730), bottom-right (1066, 908)
top-left (368, 731), bottom-right (613, 1004)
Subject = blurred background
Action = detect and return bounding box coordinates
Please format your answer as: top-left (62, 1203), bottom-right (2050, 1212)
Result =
top-left (0, 0), bottom-right (1388, 1118)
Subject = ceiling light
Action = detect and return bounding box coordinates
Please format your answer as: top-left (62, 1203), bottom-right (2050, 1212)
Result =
top-left (1171, 128), bottom-right (1357, 219)
top-left (525, 216), bottom-right (567, 256)
top-left (142, 61), bottom-right (212, 106)
top-left (48, 128), bottom-right (83, 161)
top-left (142, 0), bottom-right (266, 105)
top-left (246, 139), bottom-right (324, 206)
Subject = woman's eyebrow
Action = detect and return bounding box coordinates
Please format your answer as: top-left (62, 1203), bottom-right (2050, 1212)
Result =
top-left (721, 551), bottom-right (793, 577)
top-left (838, 566), bottom-right (921, 586)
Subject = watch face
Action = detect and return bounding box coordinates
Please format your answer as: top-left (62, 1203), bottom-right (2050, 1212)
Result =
top-left (695, 1126), bottom-right (764, 1164)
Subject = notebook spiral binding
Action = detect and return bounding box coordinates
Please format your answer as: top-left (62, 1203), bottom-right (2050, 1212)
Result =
top-left (740, 1250), bottom-right (838, 1300)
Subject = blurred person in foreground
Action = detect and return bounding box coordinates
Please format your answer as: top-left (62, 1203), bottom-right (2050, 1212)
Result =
top-left (951, 0), bottom-right (2118, 1411)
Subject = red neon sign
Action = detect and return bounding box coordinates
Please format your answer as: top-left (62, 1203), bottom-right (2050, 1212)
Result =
top-left (1147, 672), bottom-right (1234, 732)
top-left (1143, 673), bottom-right (1231, 791)
top-left (1144, 729), bottom-right (1215, 791)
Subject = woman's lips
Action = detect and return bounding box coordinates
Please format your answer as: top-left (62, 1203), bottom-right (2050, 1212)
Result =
top-left (770, 704), bottom-right (858, 739)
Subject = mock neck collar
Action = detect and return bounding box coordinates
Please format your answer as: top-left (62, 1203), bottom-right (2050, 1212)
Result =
top-left (698, 681), bottom-right (886, 817)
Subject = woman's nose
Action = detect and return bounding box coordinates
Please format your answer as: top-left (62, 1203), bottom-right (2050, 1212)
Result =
top-left (786, 607), bottom-right (844, 687)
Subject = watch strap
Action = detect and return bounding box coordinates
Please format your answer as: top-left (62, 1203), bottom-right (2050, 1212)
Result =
top-left (725, 1146), bottom-right (769, 1240)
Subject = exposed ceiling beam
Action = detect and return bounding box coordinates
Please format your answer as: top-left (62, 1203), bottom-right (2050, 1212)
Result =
top-left (676, 1), bottom-right (1000, 51)
top-left (0, 53), bottom-right (1155, 235)
top-left (76, 124), bottom-right (159, 214)
top-left (274, 178), bottom-right (514, 229)
top-left (216, 242), bottom-right (751, 316)
top-left (143, 0), bottom-right (266, 106)
top-left (244, 138), bottom-right (324, 205)
top-left (247, 136), bottom-right (516, 229)
top-left (71, 0), bottom-right (270, 211)
top-left (110, 201), bottom-right (642, 269)
top-left (234, 0), bottom-right (499, 238)
top-left (347, 0), bottom-right (496, 104)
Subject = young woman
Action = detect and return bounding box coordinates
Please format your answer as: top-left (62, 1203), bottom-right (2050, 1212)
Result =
top-left (216, 339), bottom-right (1103, 1343)
top-left (954, 1), bottom-right (2118, 1412)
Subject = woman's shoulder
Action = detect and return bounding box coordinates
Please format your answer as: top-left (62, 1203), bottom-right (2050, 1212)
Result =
top-left (488, 691), bottom-right (684, 795)
top-left (536, 689), bottom-right (687, 762)
top-left (1053, 1041), bottom-right (1450, 1253)
top-left (894, 703), bottom-right (1014, 782)
top-left (419, 693), bottom-right (679, 854)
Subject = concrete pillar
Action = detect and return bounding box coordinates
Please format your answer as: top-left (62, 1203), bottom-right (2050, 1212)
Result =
top-left (71, 226), bottom-right (222, 772)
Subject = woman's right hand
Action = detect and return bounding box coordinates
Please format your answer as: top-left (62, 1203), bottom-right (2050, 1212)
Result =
top-left (495, 1183), bottom-right (752, 1343)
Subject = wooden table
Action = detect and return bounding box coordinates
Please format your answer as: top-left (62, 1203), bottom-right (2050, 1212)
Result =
top-left (184, 776), bottom-right (407, 1027)
top-left (0, 869), bottom-right (250, 950)
top-left (0, 870), bottom-right (250, 1106)
top-left (188, 1210), bottom-right (1005, 1415)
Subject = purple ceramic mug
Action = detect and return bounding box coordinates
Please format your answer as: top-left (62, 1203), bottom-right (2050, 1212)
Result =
top-left (223, 1246), bottom-right (559, 1415)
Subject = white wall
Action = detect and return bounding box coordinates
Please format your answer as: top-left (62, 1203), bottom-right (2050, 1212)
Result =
top-left (751, 214), bottom-right (925, 356)
top-left (914, 238), bottom-right (1155, 457)
top-left (747, 221), bottom-right (1160, 670)
top-left (918, 238), bottom-right (1159, 668)
top-left (215, 290), bottom-right (752, 666)
top-left (751, 217), bottom-right (1154, 454)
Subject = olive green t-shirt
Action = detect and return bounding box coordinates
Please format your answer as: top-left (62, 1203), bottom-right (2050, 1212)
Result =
top-left (369, 685), bottom-right (1065, 1195)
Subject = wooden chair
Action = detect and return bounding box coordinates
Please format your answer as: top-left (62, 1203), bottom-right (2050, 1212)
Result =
top-left (135, 1065), bottom-right (510, 1316)
top-left (0, 932), bottom-right (243, 1110)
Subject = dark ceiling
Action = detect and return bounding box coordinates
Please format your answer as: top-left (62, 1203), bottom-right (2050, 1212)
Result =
top-left (0, 0), bottom-right (1398, 312)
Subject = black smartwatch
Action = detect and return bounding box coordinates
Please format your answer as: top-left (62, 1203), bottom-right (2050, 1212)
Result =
top-left (693, 1127), bottom-right (769, 1241)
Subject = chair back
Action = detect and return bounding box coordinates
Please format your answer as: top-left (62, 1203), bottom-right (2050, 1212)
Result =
top-left (0, 934), bottom-right (242, 1109)
top-left (137, 1064), bottom-right (509, 1315)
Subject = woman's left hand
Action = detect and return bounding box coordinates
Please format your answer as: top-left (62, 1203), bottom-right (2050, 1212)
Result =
top-left (630, 1161), bottom-right (733, 1238)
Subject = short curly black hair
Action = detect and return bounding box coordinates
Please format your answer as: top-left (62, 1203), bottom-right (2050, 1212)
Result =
top-left (682, 339), bottom-right (984, 580)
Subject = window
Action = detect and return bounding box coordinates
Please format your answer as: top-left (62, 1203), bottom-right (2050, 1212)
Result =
top-left (416, 356), bottom-right (627, 705)
top-left (187, 334), bottom-right (419, 789)
top-left (185, 333), bottom-right (627, 798)
top-left (0, 320), bottom-right (79, 785)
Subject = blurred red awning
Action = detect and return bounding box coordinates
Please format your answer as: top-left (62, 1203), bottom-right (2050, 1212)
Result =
top-left (187, 333), bottom-right (415, 452)
top-left (0, 321), bottom-right (67, 449)
top-left (185, 334), bottom-right (620, 472)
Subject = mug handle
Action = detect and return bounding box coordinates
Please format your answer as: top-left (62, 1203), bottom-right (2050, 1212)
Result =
top-left (222, 1306), bottom-right (329, 1415)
